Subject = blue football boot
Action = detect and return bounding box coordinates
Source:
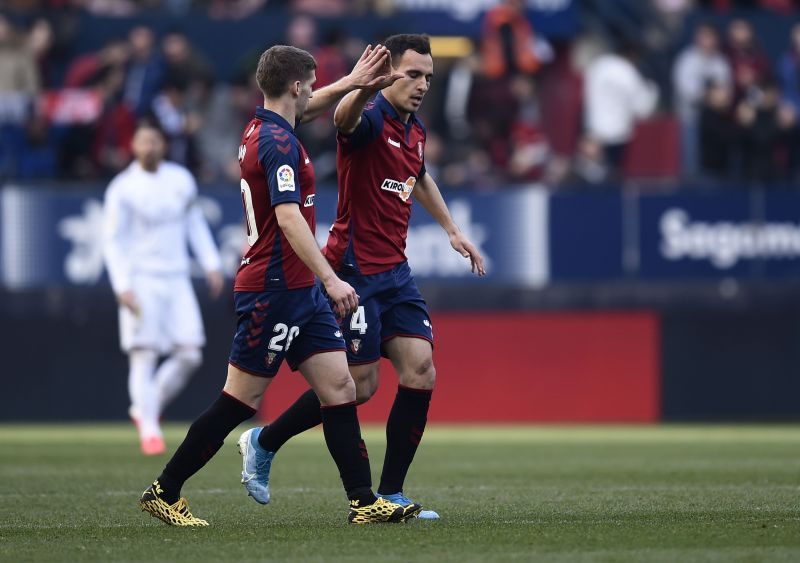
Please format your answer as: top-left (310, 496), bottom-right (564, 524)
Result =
top-left (237, 427), bottom-right (275, 505)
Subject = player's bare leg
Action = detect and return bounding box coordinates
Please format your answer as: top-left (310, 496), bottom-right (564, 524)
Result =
top-left (379, 336), bottom-right (439, 519)
top-left (139, 365), bottom-right (265, 526)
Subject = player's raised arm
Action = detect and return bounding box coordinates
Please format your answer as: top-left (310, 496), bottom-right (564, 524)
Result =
top-left (332, 51), bottom-right (404, 134)
top-left (300, 44), bottom-right (400, 124)
top-left (414, 173), bottom-right (487, 276)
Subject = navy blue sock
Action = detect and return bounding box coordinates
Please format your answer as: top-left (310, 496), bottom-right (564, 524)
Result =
top-left (321, 402), bottom-right (376, 506)
top-left (258, 388), bottom-right (321, 452)
top-left (157, 392), bottom-right (256, 504)
top-left (378, 385), bottom-right (432, 495)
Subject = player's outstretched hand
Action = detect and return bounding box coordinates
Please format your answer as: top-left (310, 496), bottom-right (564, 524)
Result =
top-left (324, 277), bottom-right (359, 318)
top-left (449, 233), bottom-right (487, 276)
top-left (348, 44), bottom-right (403, 92)
top-left (117, 290), bottom-right (141, 316)
top-left (206, 270), bottom-right (224, 299)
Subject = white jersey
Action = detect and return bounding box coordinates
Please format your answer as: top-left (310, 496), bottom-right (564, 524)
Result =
top-left (584, 54), bottom-right (659, 145)
top-left (102, 160), bottom-right (221, 294)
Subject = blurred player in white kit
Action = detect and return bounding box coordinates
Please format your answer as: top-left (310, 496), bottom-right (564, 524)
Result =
top-left (103, 122), bottom-right (223, 456)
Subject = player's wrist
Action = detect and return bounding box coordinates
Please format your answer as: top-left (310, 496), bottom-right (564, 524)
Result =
top-left (319, 272), bottom-right (338, 288)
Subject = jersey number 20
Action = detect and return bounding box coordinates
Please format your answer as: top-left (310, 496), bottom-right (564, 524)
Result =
top-left (269, 323), bottom-right (300, 352)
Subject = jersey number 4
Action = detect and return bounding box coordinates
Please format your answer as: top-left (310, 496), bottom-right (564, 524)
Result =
top-left (350, 306), bottom-right (368, 334)
top-left (240, 179), bottom-right (259, 246)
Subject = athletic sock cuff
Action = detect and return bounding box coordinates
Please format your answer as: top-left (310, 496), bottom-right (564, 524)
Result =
top-left (320, 401), bottom-right (357, 410)
top-left (220, 391), bottom-right (258, 415)
top-left (398, 384), bottom-right (433, 395)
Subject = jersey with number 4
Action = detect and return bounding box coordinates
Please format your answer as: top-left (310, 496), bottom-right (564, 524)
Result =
top-left (324, 92), bottom-right (427, 275)
top-left (235, 107), bottom-right (316, 291)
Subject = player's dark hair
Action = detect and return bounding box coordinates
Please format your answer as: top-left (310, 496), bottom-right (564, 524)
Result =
top-left (383, 34), bottom-right (431, 65)
top-left (135, 118), bottom-right (166, 139)
top-left (256, 45), bottom-right (317, 99)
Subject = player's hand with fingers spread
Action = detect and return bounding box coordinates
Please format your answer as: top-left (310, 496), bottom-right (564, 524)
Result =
top-left (449, 232), bottom-right (487, 276)
top-left (324, 276), bottom-right (359, 317)
top-left (347, 44), bottom-right (403, 92)
top-left (117, 290), bottom-right (141, 316)
top-left (364, 51), bottom-right (404, 91)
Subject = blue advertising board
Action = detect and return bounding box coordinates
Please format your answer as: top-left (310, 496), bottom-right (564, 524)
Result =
top-left (0, 185), bottom-right (548, 290)
top-left (548, 191), bottom-right (624, 280)
top-left (638, 192), bottom-right (755, 279)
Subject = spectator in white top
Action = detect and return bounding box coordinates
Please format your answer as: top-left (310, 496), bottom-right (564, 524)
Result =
top-left (584, 43), bottom-right (659, 177)
top-left (673, 24), bottom-right (731, 179)
top-left (103, 121), bottom-right (223, 456)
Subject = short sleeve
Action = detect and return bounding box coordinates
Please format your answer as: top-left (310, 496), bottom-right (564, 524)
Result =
top-left (260, 137), bottom-right (301, 207)
top-left (337, 104), bottom-right (384, 153)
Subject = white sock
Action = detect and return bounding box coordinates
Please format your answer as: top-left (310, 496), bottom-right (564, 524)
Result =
top-left (155, 348), bottom-right (202, 414)
top-left (128, 349), bottom-right (161, 439)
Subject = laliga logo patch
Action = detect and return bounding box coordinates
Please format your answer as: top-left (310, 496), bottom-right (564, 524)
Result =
top-left (351, 339), bottom-right (361, 354)
top-left (380, 176), bottom-right (416, 203)
top-left (266, 352), bottom-right (277, 366)
top-left (277, 164), bottom-right (295, 192)
top-left (418, 141), bottom-right (423, 161)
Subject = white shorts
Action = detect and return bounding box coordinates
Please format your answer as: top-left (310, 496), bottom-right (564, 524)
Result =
top-left (119, 274), bottom-right (206, 353)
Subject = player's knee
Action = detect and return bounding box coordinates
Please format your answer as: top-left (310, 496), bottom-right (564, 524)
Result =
top-left (404, 357), bottom-right (436, 389)
top-left (326, 370), bottom-right (356, 404)
top-left (355, 378), bottom-right (378, 404)
top-left (174, 347), bottom-right (203, 370)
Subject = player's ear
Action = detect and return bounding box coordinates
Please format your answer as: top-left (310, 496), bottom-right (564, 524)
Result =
top-left (291, 81), bottom-right (300, 97)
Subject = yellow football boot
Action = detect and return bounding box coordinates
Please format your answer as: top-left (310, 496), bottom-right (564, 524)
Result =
top-left (138, 480), bottom-right (209, 527)
top-left (347, 496), bottom-right (422, 524)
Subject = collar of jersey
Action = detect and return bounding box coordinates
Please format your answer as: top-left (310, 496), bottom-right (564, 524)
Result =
top-left (374, 92), bottom-right (419, 129)
top-left (255, 107), bottom-right (294, 132)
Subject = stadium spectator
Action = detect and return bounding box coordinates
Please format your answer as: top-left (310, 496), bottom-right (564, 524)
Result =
top-left (777, 23), bottom-right (800, 180)
top-left (507, 75), bottom-right (549, 182)
top-left (161, 30), bottom-right (215, 106)
top-left (26, 18), bottom-right (54, 88)
top-left (57, 38), bottom-right (133, 178)
top-left (673, 23), bottom-right (731, 179)
top-left (735, 79), bottom-right (797, 183)
top-left (91, 53), bottom-right (137, 176)
top-left (64, 38), bottom-right (130, 88)
top-left (0, 15), bottom-right (40, 98)
top-left (584, 43), bottom-right (659, 177)
top-left (480, 0), bottom-right (541, 79)
top-left (123, 25), bottom-right (165, 116)
top-left (725, 19), bottom-right (771, 102)
top-left (698, 81), bottom-right (734, 181)
top-left (149, 74), bottom-right (203, 173)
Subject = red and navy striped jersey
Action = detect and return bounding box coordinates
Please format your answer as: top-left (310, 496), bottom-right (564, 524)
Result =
top-left (323, 92), bottom-right (427, 275)
top-left (235, 107), bottom-right (317, 291)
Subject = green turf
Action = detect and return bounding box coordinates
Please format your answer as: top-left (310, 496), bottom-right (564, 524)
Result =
top-left (1, 424), bottom-right (799, 562)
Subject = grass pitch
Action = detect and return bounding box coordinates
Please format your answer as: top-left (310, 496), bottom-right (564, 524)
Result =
top-left (0, 424), bottom-right (798, 562)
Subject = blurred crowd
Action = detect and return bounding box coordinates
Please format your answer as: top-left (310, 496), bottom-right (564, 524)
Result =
top-left (6, 0), bottom-right (800, 188)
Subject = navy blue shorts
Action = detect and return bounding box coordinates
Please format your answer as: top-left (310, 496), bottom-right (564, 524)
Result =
top-left (228, 285), bottom-right (346, 377)
top-left (335, 261), bottom-right (433, 364)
